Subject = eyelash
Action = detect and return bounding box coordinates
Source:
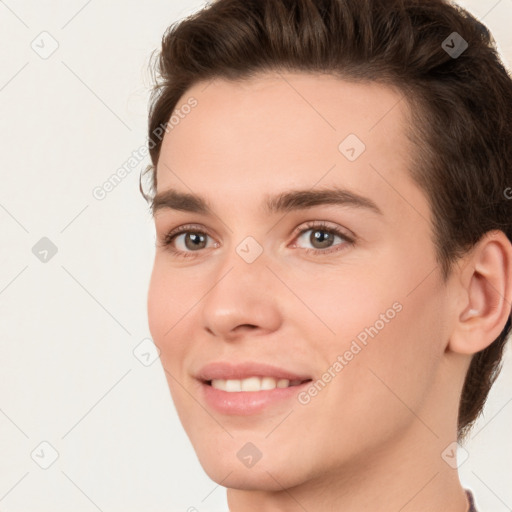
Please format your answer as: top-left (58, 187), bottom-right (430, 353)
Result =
top-left (159, 221), bottom-right (355, 259)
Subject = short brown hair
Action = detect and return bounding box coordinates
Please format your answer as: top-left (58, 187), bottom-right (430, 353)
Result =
top-left (141, 0), bottom-right (512, 442)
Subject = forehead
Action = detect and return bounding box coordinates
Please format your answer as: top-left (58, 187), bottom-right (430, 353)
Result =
top-left (155, 72), bottom-right (431, 224)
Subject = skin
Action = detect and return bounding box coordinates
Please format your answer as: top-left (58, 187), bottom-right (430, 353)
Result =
top-left (147, 72), bottom-right (512, 512)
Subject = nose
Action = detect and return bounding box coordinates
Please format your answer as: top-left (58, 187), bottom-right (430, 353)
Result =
top-left (199, 245), bottom-right (283, 341)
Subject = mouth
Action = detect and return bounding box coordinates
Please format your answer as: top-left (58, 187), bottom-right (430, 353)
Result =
top-left (195, 361), bottom-right (314, 415)
top-left (203, 376), bottom-right (313, 392)
top-left (199, 377), bottom-right (314, 415)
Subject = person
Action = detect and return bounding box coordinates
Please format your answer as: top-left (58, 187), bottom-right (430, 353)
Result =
top-left (140, 0), bottom-right (512, 510)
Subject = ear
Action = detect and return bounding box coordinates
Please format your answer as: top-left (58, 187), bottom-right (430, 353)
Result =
top-left (448, 230), bottom-right (512, 355)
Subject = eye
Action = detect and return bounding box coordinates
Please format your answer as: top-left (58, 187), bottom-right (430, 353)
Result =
top-left (291, 221), bottom-right (354, 255)
top-left (158, 223), bottom-right (216, 258)
top-left (158, 221), bottom-right (355, 259)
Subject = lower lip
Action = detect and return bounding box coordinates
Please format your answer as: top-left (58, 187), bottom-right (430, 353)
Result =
top-left (200, 380), bottom-right (312, 415)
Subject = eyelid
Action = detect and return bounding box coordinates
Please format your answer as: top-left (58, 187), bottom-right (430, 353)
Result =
top-left (290, 220), bottom-right (355, 243)
top-left (159, 223), bottom-right (217, 249)
top-left (162, 220), bottom-right (353, 241)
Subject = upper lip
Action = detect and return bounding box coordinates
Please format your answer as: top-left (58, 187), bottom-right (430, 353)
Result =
top-left (196, 361), bottom-right (313, 382)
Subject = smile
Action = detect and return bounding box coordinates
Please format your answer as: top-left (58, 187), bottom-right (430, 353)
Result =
top-left (209, 376), bottom-right (309, 392)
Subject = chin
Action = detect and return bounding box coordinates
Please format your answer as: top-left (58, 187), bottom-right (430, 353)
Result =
top-left (189, 435), bottom-right (312, 492)
top-left (200, 458), bottom-right (301, 491)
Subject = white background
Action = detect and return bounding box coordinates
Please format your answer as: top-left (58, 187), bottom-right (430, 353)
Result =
top-left (0, 1), bottom-right (511, 511)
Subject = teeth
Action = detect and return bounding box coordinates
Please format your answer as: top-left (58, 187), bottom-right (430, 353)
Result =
top-left (225, 379), bottom-right (241, 392)
top-left (261, 377), bottom-right (277, 390)
top-left (276, 378), bottom-right (290, 388)
top-left (210, 376), bottom-right (305, 392)
top-left (241, 377), bottom-right (260, 391)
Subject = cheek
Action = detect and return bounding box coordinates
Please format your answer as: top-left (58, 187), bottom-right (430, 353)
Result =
top-left (293, 267), bottom-right (398, 346)
top-left (306, 301), bottom-right (442, 455)
top-left (307, 250), bottom-right (446, 415)
top-left (333, 274), bottom-right (446, 416)
top-left (147, 262), bottom-right (190, 356)
top-left (147, 265), bottom-right (194, 412)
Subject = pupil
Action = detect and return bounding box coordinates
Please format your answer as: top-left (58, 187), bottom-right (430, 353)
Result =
top-left (313, 230), bottom-right (332, 248)
top-left (186, 232), bottom-right (206, 250)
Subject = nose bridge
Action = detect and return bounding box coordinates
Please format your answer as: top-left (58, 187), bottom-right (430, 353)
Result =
top-left (199, 235), bottom-right (283, 337)
top-left (213, 217), bottom-right (271, 281)
top-left (208, 234), bottom-right (273, 305)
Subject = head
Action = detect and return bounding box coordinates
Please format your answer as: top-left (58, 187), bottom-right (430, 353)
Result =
top-left (142, 0), bottom-right (512, 491)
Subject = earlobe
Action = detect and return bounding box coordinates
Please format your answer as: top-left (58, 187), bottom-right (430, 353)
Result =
top-left (448, 230), bottom-right (512, 355)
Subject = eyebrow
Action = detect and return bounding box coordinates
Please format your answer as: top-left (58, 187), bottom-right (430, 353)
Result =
top-left (151, 186), bottom-right (383, 217)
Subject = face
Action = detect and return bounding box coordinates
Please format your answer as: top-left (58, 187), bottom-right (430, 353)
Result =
top-left (147, 72), bottom-right (458, 491)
